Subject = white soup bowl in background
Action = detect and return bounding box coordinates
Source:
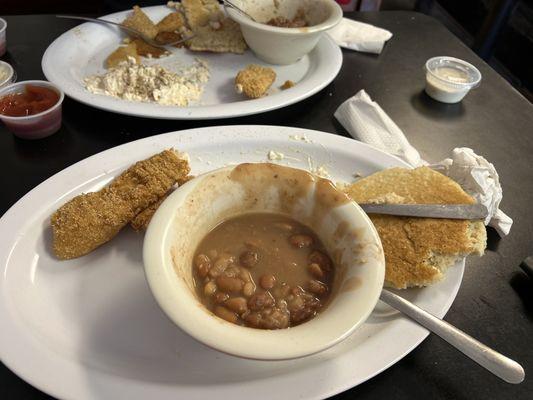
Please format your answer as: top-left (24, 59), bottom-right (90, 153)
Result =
top-left (226, 0), bottom-right (343, 65)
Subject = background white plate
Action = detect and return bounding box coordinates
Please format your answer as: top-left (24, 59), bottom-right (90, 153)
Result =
top-left (0, 126), bottom-right (464, 400)
top-left (42, 6), bottom-right (343, 120)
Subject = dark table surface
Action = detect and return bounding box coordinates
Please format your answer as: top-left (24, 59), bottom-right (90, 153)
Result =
top-left (1, 10), bottom-right (532, 400)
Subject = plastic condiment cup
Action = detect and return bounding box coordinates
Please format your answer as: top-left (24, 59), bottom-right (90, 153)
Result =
top-left (424, 56), bottom-right (482, 103)
top-left (0, 80), bottom-right (64, 140)
top-left (0, 18), bottom-right (6, 57)
top-left (0, 61), bottom-right (15, 88)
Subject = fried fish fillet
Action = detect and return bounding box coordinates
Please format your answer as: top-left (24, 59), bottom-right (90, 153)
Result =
top-left (156, 11), bottom-right (186, 33)
top-left (235, 65), bottom-right (276, 98)
top-left (122, 5), bottom-right (158, 40)
top-left (130, 174), bottom-right (194, 231)
top-left (51, 149), bottom-right (190, 260)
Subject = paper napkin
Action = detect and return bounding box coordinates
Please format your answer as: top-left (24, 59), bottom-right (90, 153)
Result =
top-left (327, 18), bottom-right (393, 54)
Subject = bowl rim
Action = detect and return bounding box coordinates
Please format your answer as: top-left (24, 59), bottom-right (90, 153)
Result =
top-left (0, 80), bottom-right (65, 120)
top-left (143, 164), bottom-right (386, 360)
top-left (225, 0), bottom-right (343, 35)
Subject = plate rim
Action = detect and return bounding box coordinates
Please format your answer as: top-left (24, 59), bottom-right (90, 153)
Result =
top-left (41, 6), bottom-right (343, 120)
top-left (0, 125), bottom-right (464, 400)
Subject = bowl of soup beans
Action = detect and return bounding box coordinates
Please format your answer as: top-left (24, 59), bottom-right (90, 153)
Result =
top-left (143, 163), bottom-right (385, 360)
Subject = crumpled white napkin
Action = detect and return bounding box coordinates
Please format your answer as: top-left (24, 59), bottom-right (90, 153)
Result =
top-left (327, 18), bottom-right (393, 54)
top-left (334, 89), bottom-right (513, 236)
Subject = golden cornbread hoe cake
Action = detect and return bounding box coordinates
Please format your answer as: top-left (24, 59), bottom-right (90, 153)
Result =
top-left (344, 166), bottom-right (486, 289)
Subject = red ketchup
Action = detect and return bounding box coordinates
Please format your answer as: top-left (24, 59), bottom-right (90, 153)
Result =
top-left (0, 81), bottom-right (63, 139)
top-left (0, 85), bottom-right (60, 117)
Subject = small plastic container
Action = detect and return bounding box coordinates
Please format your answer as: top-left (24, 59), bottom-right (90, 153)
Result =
top-left (424, 56), bottom-right (482, 104)
top-left (0, 18), bottom-right (6, 57)
top-left (0, 61), bottom-right (16, 88)
top-left (0, 80), bottom-right (64, 140)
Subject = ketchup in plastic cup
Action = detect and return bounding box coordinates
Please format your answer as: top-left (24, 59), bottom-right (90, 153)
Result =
top-left (0, 81), bottom-right (64, 139)
top-left (0, 18), bottom-right (6, 57)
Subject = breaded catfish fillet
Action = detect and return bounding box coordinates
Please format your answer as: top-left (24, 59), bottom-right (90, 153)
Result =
top-left (130, 174), bottom-right (194, 231)
top-left (51, 150), bottom-right (190, 260)
top-left (122, 5), bottom-right (158, 40)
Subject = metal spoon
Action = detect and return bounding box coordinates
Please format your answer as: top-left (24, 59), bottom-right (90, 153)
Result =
top-left (223, 0), bottom-right (258, 22)
top-left (56, 15), bottom-right (194, 49)
top-left (380, 289), bottom-right (525, 384)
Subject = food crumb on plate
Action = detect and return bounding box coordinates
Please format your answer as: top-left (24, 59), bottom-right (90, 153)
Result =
top-left (289, 134), bottom-right (312, 143)
top-left (268, 150), bottom-right (285, 161)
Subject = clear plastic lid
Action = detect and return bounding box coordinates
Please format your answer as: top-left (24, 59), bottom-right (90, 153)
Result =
top-left (425, 56), bottom-right (482, 89)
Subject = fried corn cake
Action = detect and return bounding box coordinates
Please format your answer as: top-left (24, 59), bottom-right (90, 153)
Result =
top-left (344, 167), bottom-right (486, 289)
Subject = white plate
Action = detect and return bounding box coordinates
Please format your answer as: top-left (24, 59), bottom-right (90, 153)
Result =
top-left (0, 126), bottom-right (464, 400)
top-left (42, 6), bottom-right (342, 120)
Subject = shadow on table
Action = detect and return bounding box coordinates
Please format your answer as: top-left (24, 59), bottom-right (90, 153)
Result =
top-left (410, 90), bottom-right (465, 120)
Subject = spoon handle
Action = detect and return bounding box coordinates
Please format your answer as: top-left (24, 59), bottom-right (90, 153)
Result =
top-left (380, 289), bottom-right (525, 384)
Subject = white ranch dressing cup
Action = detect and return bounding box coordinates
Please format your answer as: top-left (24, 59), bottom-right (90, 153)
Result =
top-left (424, 56), bottom-right (482, 103)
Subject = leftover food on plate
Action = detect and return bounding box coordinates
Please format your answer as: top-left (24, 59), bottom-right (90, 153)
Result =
top-left (267, 8), bottom-right (308, 28)
top-left (193, 213), bottom-right (333, 329)
top-left (0, 84), bottom-right (60, 117)
top-left (84, 57), bottom-right (210, 106)
top-left (91, 2), bottom-right (250, 106)
top-left (235, 64), bottom-right (276, 98)
top-left (344, 166), bottom-right (487, 289)
top-left (186, 18), bottom-right (247, 54)
top-left (281, 80), bottom-right (295, 90)
top-left (122, 5), bottom-right (159, 40)
top-left (105, 42), bottom-right (140, 68)
top-left (50, 146), bottom-right (486, 300)
top-left (130, 38), bottom-right (169, 58)
top-left (51, 149), bottom-right (190, 259)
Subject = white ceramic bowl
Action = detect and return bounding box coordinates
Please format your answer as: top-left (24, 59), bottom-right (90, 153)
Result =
top-left (226, 0), bottom-right (343, 65)
top-left (143, 163), bottom-right (385, 360)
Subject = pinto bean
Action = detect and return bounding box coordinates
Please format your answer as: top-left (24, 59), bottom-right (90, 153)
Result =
top-left (260, 274), bottom-right (276, 290)
top-left (216, 276), bottom-right (244, 293)
top-left (214, 306), bottom-right (238, 323)
top-left (248, 291), bottom-right (275, 311)
top-left (289, 234), bottom-right (313, 248)
top-left (240, 250), bottom-right (259, 268)
top-left (225, 297), bottom-right (248, 314)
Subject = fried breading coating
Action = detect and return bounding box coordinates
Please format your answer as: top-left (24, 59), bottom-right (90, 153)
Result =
top-left (51, 150), bottom-right (190, 260)
top-left (122, 5), bottom-right (158, 40)
top-left (182, 0), bottom-right (223, 29)
top-left (281, 80), bottom-right (295, 90)
top-left (235, 65), bottom-right (276, 98)
top-left (156, 11), bottom-right (186, 33)
top-left (130, 175), bottom-right (194, 231)
top-left (187, 18), bottom-right (247, 54)
top-left (106, 42), bottom-right (139, 69)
